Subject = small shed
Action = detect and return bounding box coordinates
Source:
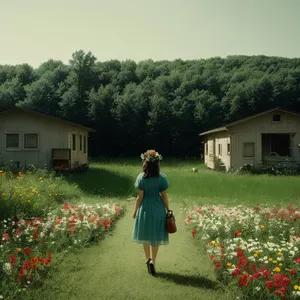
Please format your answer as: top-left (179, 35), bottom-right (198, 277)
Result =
top-left (0, 107), bottom-right (95, 171)
top-left (199, 107), bottom-right (300, 171)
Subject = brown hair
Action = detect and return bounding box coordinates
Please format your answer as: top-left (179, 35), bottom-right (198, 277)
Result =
top-left (143, 160), bottom-right (160, 178)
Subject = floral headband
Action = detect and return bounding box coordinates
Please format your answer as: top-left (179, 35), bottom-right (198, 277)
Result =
top-left (140, 149), bottom-right (163, 162)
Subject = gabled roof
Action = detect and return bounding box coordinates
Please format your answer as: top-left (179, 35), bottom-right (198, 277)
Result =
top-left (0, 107), bottom-right (96, 132)
top-left (199, 107), bottom-right (300, 136)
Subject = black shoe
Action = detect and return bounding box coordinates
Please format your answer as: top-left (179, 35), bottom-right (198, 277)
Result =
top-left (146, 258), bottom-right (151, 274)
top-left (149, 261), bottom-right (156, 276)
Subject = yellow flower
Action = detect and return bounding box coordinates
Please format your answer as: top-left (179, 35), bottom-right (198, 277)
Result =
top-left (260, 225), bottom-right (265, 229)
top-left (27, 200), bottom-right (30, 203)
top-left (294, 285), bottom-right (299, 290)
top-left (0, 170), bottom-right (2, 173)
top-left (268, 258), bottom-right (273, 261)
top-left (273, 267), bottom-right (280, 272)
top-left (226, 263), bottom-right (232, 267)
top-left (278, 263), bottom-right (283, 267)
top-left (272, 260), bottom-right (277, 264)
top-left (254, 253), bottom-right (258, 257)
top-left (277, 252), bottom-right (282, 256)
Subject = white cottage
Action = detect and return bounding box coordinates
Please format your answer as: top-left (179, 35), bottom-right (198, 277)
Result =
top-left (0, 107), bottom-right (95, 171)
top-left (199, 107), bottom-right (300, 171)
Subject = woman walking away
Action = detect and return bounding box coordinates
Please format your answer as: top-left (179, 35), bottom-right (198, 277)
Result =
top-left (132, 149), bottom-right (169, 276)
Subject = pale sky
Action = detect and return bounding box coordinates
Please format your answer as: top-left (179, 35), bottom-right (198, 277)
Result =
top-left (0, 0), bottom-right (300, 67)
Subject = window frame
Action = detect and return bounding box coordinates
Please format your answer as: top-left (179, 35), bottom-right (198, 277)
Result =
top-left (5, 132), bottom-right (21, 151)
top-left (273, 114), bottom-right (281, 122)
top-left (23, 133), bottom-right (39, 150)
top-left (79, 135), bottom-right (82, 151)
top-left (227, 143), bottom-right (231, 155)
top-left (72, 134), bottom-right (76, 151)
top-left (218, 143), bottom-right (222, 156)
top-left (243, 142), bottom-right (255, 158)
top-left (84, 135), bottom-right (87, 154)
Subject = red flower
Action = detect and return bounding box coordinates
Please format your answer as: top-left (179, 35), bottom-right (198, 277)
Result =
top-left (265, 280), bottom-right (273, 290)
top-left (44, 259), bottom-right (49, 265)
top-left (47, 252), bottom-right (52, 262)
top-left (234, 230), bottom-right (242, 237)
top-left (236, 248), bottom-right (244, 257)
top-left (232, 269), bottom-right (241, 276)
top-left (213, 260), bottom-right (221, 270)
top-left (18, 269), bottom-right (25, 281)
top-left (33, 228), bottom-right (38, 239)
top-left (238, 274), bottom-right (248, 287)
top-left (9, 254), bottom-right (16, 265)
top-left (294, 257), bottom-right (300, 264)
top-left (24, 247), bottom-right (31, 256)
top-left (23, 260), bottom-right (32, 270)
top-left (275, 290), bottom-right (284, 296)
top-left (191, 230), bottom-right (196, 238)
top-left (290, 269), bottom-right (297, 275)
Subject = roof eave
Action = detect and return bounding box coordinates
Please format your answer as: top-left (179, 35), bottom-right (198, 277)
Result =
top-left (199, 127), bottom-right (228, 136)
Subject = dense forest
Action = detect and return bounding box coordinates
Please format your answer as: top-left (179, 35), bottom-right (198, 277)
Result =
top-left (1, 51), bottom-right (300, 157)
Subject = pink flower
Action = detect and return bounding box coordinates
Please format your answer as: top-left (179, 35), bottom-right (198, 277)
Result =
top-left (2, 232), bottom-right (9, 241)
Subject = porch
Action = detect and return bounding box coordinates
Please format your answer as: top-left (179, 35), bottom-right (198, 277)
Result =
top-left (261, 133), bottom-right (297, 166)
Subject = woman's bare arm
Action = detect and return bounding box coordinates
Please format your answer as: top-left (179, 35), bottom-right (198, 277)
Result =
top-left (133, 189), bottom-right (144, 218)
top-left (160, 190), bottom-right (169, 210)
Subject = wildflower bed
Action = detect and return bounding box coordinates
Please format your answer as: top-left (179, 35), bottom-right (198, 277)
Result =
top-left (184, 205), bottom-right (300, 299)
top-left (0, 170), bottom-right (124, 300)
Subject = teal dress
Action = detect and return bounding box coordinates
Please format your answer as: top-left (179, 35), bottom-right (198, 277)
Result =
top-left (132, 172), bottom-right (169, 246)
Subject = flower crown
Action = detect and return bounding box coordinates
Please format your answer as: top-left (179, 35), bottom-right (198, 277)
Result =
top-left (140, 149), bottom-right (163, 162)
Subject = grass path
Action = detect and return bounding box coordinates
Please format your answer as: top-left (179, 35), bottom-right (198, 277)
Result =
top-left (25, 201), bottom-right (235, 300)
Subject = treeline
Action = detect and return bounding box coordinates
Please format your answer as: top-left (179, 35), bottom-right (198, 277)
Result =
top-left (1, 51), bottom-right (300, 157)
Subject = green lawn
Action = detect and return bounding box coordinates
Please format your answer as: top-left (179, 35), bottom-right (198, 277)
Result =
top-left (69, 160), bottom-right (300, 205)
top-left (23, 160), bottom-right (300, 300)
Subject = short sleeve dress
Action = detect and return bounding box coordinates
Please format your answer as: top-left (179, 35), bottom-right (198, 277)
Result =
top-left (132, 172), bottom-right (169, 246)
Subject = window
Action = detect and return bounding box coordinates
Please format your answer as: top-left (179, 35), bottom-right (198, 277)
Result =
top-left (6, 133), bottom-right (20, 149)
top-left (218, 144), bottom-right (222, 156)
top-left (24, 133), bottom-right (38, 149)
top-left (243, 142), bottom-right (255, 157)
top-left (84, 135), bottom-right (87, 153)
top-left (79, 135), bottom-right (82, 151)
top-left (72, 134), bottom-right (76, 151)
top-left (227, 143), bottom-right (231, 155)
top-left (273, 114), bottom-right (281, 122)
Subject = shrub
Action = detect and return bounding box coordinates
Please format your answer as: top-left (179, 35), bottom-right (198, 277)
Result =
top-left (0, 169), bottom-right (82, 221)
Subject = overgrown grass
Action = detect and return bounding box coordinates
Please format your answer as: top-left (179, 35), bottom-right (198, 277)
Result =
top-left (0, 169), bottom-right (82, 221)
top-left (72, 160), bottom-right (300, 206)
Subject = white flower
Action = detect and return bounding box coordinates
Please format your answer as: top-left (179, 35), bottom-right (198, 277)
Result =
top-left (3, 262), bottom-right (12, 274)
top-left (255, 286), bottom-right (261, 291)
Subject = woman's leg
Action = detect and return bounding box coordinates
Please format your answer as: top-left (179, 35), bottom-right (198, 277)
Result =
top-left (151, 246), bottom-right (159, 264)
top-left (143, 244), bottom-right (151, 260)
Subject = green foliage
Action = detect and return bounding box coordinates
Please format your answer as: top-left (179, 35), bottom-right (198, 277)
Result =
top-left (0, 169), bottom-right (82, 221)
top-left (1, 53), bottom-right (300, 157)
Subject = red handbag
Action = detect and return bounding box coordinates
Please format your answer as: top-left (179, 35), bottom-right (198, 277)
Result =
top-left (166, 210), bottom-right (177, 234)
